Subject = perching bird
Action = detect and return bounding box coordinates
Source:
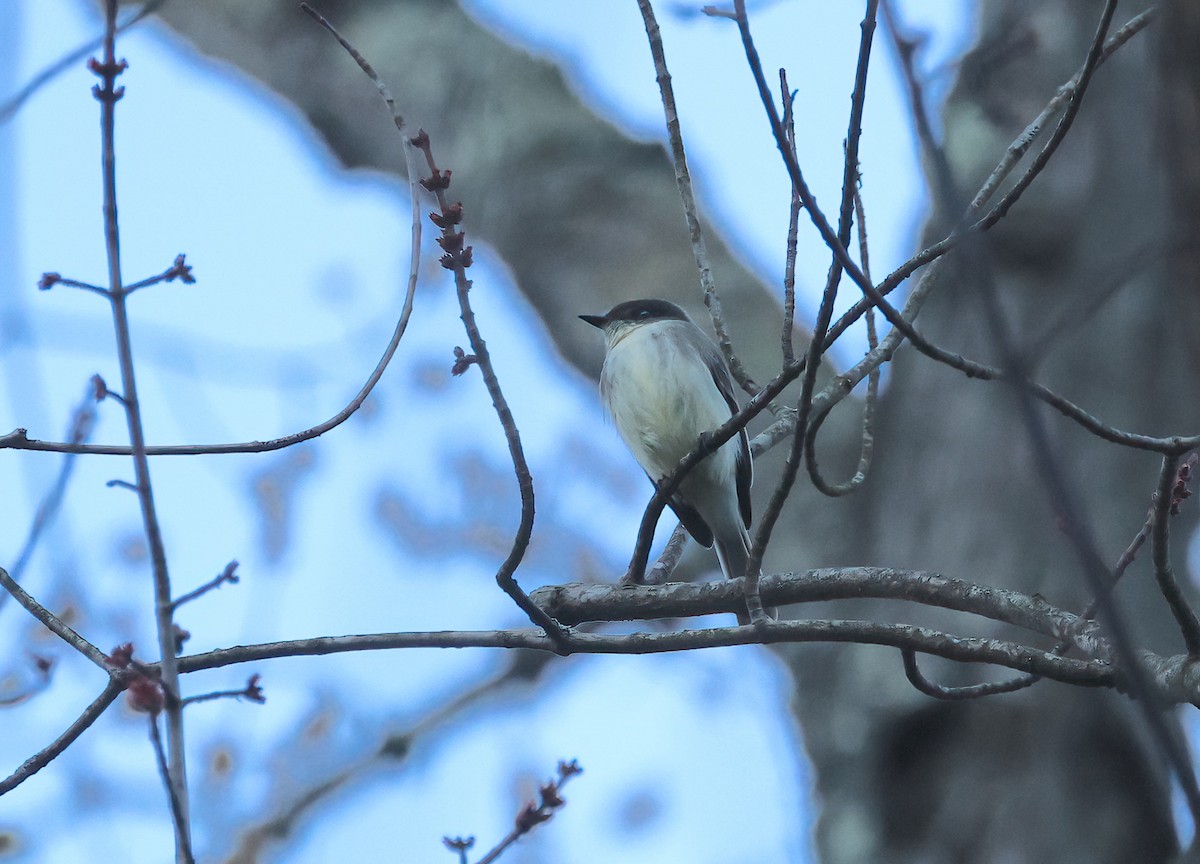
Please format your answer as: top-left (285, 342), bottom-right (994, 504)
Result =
top-left (581, 299), bottom-right (756, 608)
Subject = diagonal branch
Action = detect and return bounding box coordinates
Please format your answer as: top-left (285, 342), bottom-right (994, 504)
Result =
top-left (0, 680), bottom-right (121, 795)
top-left (637, 0), bottom-right (759, 396)
top-left (0, 567), bottom-right (109, 668)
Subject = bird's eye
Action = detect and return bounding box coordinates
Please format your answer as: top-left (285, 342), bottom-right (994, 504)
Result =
top-left (638, 309), bottom-right (651, 318)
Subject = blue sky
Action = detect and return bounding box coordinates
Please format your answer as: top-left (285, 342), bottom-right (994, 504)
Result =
top-left (0, 2), bottom-right (973, 862)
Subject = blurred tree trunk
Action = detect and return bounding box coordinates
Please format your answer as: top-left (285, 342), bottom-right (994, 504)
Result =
top-left (140, 0), bottom-right (1198, 861)
top-left (792, 1), bottom-right (1195, 861)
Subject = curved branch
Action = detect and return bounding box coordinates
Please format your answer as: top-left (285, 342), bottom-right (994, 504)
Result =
top-left (901, 647), bottom-right (1039, 701)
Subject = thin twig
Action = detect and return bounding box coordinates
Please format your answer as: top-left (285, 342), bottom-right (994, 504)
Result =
top-left (745, 0), bottom-right (879, 621)
top-left (1150, 453), bottom-right (1200, 655)
top-left (170, 560), bottom-right (240, 611)
top-left (1, 11), bottom-right (1165, 463)
top-left (901, 648), bottom-right (1039, 700)
top-left (225, 650), bottom-right (554, 862)
top-left (644, 523), bottom-right (691, 586)
top-left (4, 392), bottom-right (95, 595)
top-left (91, 2), bottom-right (191, 850)
top-left (637, 0), bottom-right (759, 395)
top-left (970, 8), bottom-right (1157, 225)
top-left (179, 674), bottom-right (264, 708)
top-left (0, 0), bottom-right (168, 126)
top-left (148, 715), bottom-right (194, 864)
top-left (443, 838), bottom-right (474, 864)
top-left (780, 68), bottom-right (801, 367)
top-left (0, 680), bottom-right (121, 795)
top-left (473, 760), bottom-right (582, 864)
top-left (804, 183), bottom-right (880, 497)
top-left (36, 274), bottom-right (109, 297)
top-left (124, 253), bottom-right (195, 296)
top-left (300, 5), bottom-right (567, 651)
top-left (0, 567), bottom-right (109, 668)
top-left (414, 132), bottom-right (568, 649)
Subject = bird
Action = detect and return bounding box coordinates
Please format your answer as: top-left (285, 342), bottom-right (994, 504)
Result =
top-left (580, 298), bottom-right (758, 616)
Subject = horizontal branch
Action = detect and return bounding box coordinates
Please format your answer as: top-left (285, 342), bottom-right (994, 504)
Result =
top-left (530, 568), bottom-right (1104, 651)
top-left (174, 619), bottom-right (1115, 693)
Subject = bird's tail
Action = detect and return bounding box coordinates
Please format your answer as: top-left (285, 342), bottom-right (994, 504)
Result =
top-left (715, 526), bottom-right (773, 625)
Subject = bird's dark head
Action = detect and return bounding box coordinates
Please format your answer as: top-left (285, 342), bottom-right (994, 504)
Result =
top-left (579, 298), bottom-right (690, 331)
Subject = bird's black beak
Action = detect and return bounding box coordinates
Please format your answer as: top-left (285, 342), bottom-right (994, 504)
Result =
top-left (579, 314), bottom-right (607, 329)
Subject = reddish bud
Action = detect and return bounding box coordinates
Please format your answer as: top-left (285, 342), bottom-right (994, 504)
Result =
top-left (420, 169), bottom-right (452, 191)
top-left (436, 232), bottom-right (464, 253)
top-left (109, 643), bottom-right (134, 668)
top-left (451, 346), bottom-right (478, 376)
top-left (38, 273), bottom-right (61, 291)
top-left (127, 676), bottom-right (165, 715)
top-left (91, 374), bottom-right (109, 402)
top-left (430, 203), bottom-right (464, 229)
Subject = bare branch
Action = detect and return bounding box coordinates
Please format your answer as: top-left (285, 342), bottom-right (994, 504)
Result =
top-left (170, 560), bottom-right (240, 611)
top-left (176, 621), bottom-right (1115, 694)
top-left (745, 0), bottom-right (880, 621)
top-left (3, 392), bottom-right (95, 597)
top-left (147, 715), bottom-right (194, 864)
top-left (532, 569), bottom-right (1100, 651)
top-left (1150, 453), bottom-right (1200, 655)
top-left (179, 674), bottom-right (264, 708)
top-left (0, 0), bottom-right (167, 126)
top-left (644, 523), bottom-right (691, 586)
top-left (89, 2), bottom-right (191, 848)
top-left (637, 0), bottom-right (759, 395)
top-left (901, 648), bottom-right (1039, 701)
top-left (0, 681), bottom-right (121, 795)
top-left (886, 0), bottom-right (1200, 831)
top-left (471, 759), bottom-right (582, 864)
top-left (36, 273), bottom-right (109, 297)
top-left (302, 5), bottom-right (565, 648)
top-left (224, 650), bottom-right (553, 861)
top-left (804, 183), bottom-right (880, 497)
top-left (0, 567), bottom-right (109, 668)
top-left (780, 67), bottom-right (801, 368)
top-left (123, 253), bottom-right (195, 296)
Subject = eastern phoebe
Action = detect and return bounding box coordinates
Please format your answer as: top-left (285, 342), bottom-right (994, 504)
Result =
top-left (581, 299), bottom-right (755, 601)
